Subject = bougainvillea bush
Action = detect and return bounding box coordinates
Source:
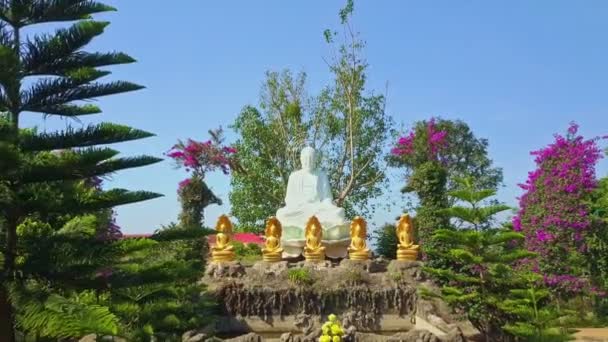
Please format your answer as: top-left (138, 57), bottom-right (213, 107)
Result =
top-left (166, 128), bottom-right (241, 227)
top-left (513, 122), bottom-right (606, 298)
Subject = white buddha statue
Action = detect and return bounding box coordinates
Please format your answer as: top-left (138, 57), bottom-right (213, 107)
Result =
top-left (277, 147), bottom-right (350, 258)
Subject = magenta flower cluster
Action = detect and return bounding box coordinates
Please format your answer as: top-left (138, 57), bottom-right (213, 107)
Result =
top-left (513, 122), bottom-right (605, 295)
top-left (391, 118), bottom-right (448, 160)
top-left (166, 137), bottom-right (238, 189)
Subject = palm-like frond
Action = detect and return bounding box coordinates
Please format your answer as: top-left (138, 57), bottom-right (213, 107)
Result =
top-left (1, 0), bottom-right (115, 27)
top-left (26, 0), bottom-right (115, 25)
top-left (20, 122), bottom-right (154, 151)
top-left (11, 289), bottom-right (119, 338)
top-left (21, 151), bottom-right (161, 183)
top-left (22, 20), bottom-right (130, 75)
top-left (0, 20), bottom-right (12, 46)
top-left (0, 44), bottom-right (19, 93)
top-left (32, 103), bottom-right (101, 116)
top-left (22, 188), bottom-right (162, 216)
top-left (21, 80), bottom-right (143, 115)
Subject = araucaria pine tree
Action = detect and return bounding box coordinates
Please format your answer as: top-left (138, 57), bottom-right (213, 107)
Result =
top-left (0, 2), bottom-right (162, 340)
top-left (424, 177), bottom-right (535, 341)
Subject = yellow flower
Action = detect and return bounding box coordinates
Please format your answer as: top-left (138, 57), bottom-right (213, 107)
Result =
top-left (319, 336), bottom-right (331, 342)
top-left (330, 323), bottom-right (343, 335)
top-left (332, 336), bottom-right (341, 342)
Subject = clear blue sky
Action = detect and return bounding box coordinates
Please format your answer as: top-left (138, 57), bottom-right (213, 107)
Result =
top-left (21, 1), bottom-right (608, 234)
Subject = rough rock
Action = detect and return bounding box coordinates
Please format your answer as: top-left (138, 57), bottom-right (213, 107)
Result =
top-left (354, 332), bottom-right (391, 342)
top-left (222, 332), bottom-right (263, 342)
top-left (387, 260), bottom-right (425, 282)
top-left (251, 260), bottom-right (289, 276)
top-left (340, 258), bottom-right (385, 273)
top-left (205, 261), bottom-right (246, 278)
top-left (181, 330), bottom-right (209, 342)
top-left (388, 329), bottom-right (441, 342)
top-left (297, 260), bottom-right (332, 270)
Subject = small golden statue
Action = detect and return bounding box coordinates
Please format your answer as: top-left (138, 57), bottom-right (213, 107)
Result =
top-left (262, 217), bottom-right (284, 262)
top-left (211, 214), bottom-right (236, 263)
top-left (396, 214), bottom-right (419, 261)
top-left (348, 216), bottom-right (370, 260)
top-left (303, 216), bottom-right (325, 262)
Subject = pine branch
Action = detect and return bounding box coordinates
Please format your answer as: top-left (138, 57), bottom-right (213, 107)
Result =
top-left (21, 80), bottom-right (144, 114)
top-left (22, 188), bottom-right (163, 216)
top-left (25, 0), bottom-right (116, 25)
top-left (30, 103), bottom-right (101, 116)
top-left (0, 20), bottom-right (11, 46)
top-left (22, 20), bottom-right (131, 75)
top-left (21, 154), bottom-right (161, 183)
top-left (20, 123), bottom-right (154, 151)
top-left (1, 1), bottom-right (114, 26)
top-left (0, 44), bottom-right (19, 93)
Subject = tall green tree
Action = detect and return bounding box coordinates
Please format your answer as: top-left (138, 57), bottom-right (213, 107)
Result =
top-left (391, 118), bottom-right (503, 257)
top-left (423, 177), bottom-right (534, 341)
top-left (230, 1), bottom-right (393, 230)
top-left (0, 2), bottom-right (161, 340)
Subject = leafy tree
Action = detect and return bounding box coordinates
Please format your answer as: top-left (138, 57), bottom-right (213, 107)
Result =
top-left (423, 177), bottom-right (534, 341)
top-left (0, 2), bottom-right (162, 340)
top-left (372, 223), bottom-right (398, 259)
top-left (230, 0), bottom-right (394, 230)
top-left (392, 118), bottom-right (503, 198)
top-left (391, 118), bottom-right (503, 261)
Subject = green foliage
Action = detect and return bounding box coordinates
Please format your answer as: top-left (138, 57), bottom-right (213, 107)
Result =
top-left (393, 118), bottom-right (503, 199)
top-left (319, 313), bottom-right (345, 342)
top-left (424, 177), bottom-right (535, 340)
top-left (499, 273), bottom-right (576, 342)
top-left (232, 241), bottom-right (262, 263)
top-left (178, 174), bottom-right (221, 229)
top-left (109, 225), bottom-right (215, 340)
top-left (9, 284), bottom-right (119, 339)
top-left (372, 223), bottom-right (398, 259)
top-left (1, 2), bottom-right (162, 340)
top-left (407, 161), bottom-right (450, 265)
top-left (230, 1), bottom-right (393, 230)
top-left (288, 268), bottom-right (314, 286)
top-left (441, 177), bottom-right (512, 230)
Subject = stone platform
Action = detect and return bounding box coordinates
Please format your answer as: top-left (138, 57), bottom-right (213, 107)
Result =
top-left (197, 258), bottom-right (480, 341)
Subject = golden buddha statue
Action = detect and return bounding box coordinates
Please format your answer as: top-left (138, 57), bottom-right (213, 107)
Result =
top-left (303, 216), bottom-right (325, 262)
top-left (396, 214), bottom-right (419, 261)
top-left (262, 217), bottom-right (284, 262)
top-left (348, 216), bottom-right (370, 260)
top-left (211, 214), bottom-right (236, 263)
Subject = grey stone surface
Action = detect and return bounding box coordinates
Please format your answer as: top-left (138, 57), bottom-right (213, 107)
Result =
top-left (222, 332), bottom-right (263, 342)
top-left (387, 329), bottom-right (441, 342)
top-left (181, 330), bottom-right (209, 342)
top-left (205, 261), bottom-right (246, 278)
top-left (251, 260), bottom-right (289, 276)
top-left (339, 258), bottom-right (385, 273)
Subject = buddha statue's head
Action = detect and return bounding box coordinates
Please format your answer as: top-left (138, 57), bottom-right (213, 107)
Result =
top-left (300, 146), bottom-right (316, 171)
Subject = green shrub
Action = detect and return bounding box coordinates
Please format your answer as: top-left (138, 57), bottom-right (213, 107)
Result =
top-left (288, 268), bottom-right (314, 286)
top-left (372, 223), bottom-right (398, 259)
top-left (233, 241), bottom-right (262, 262)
